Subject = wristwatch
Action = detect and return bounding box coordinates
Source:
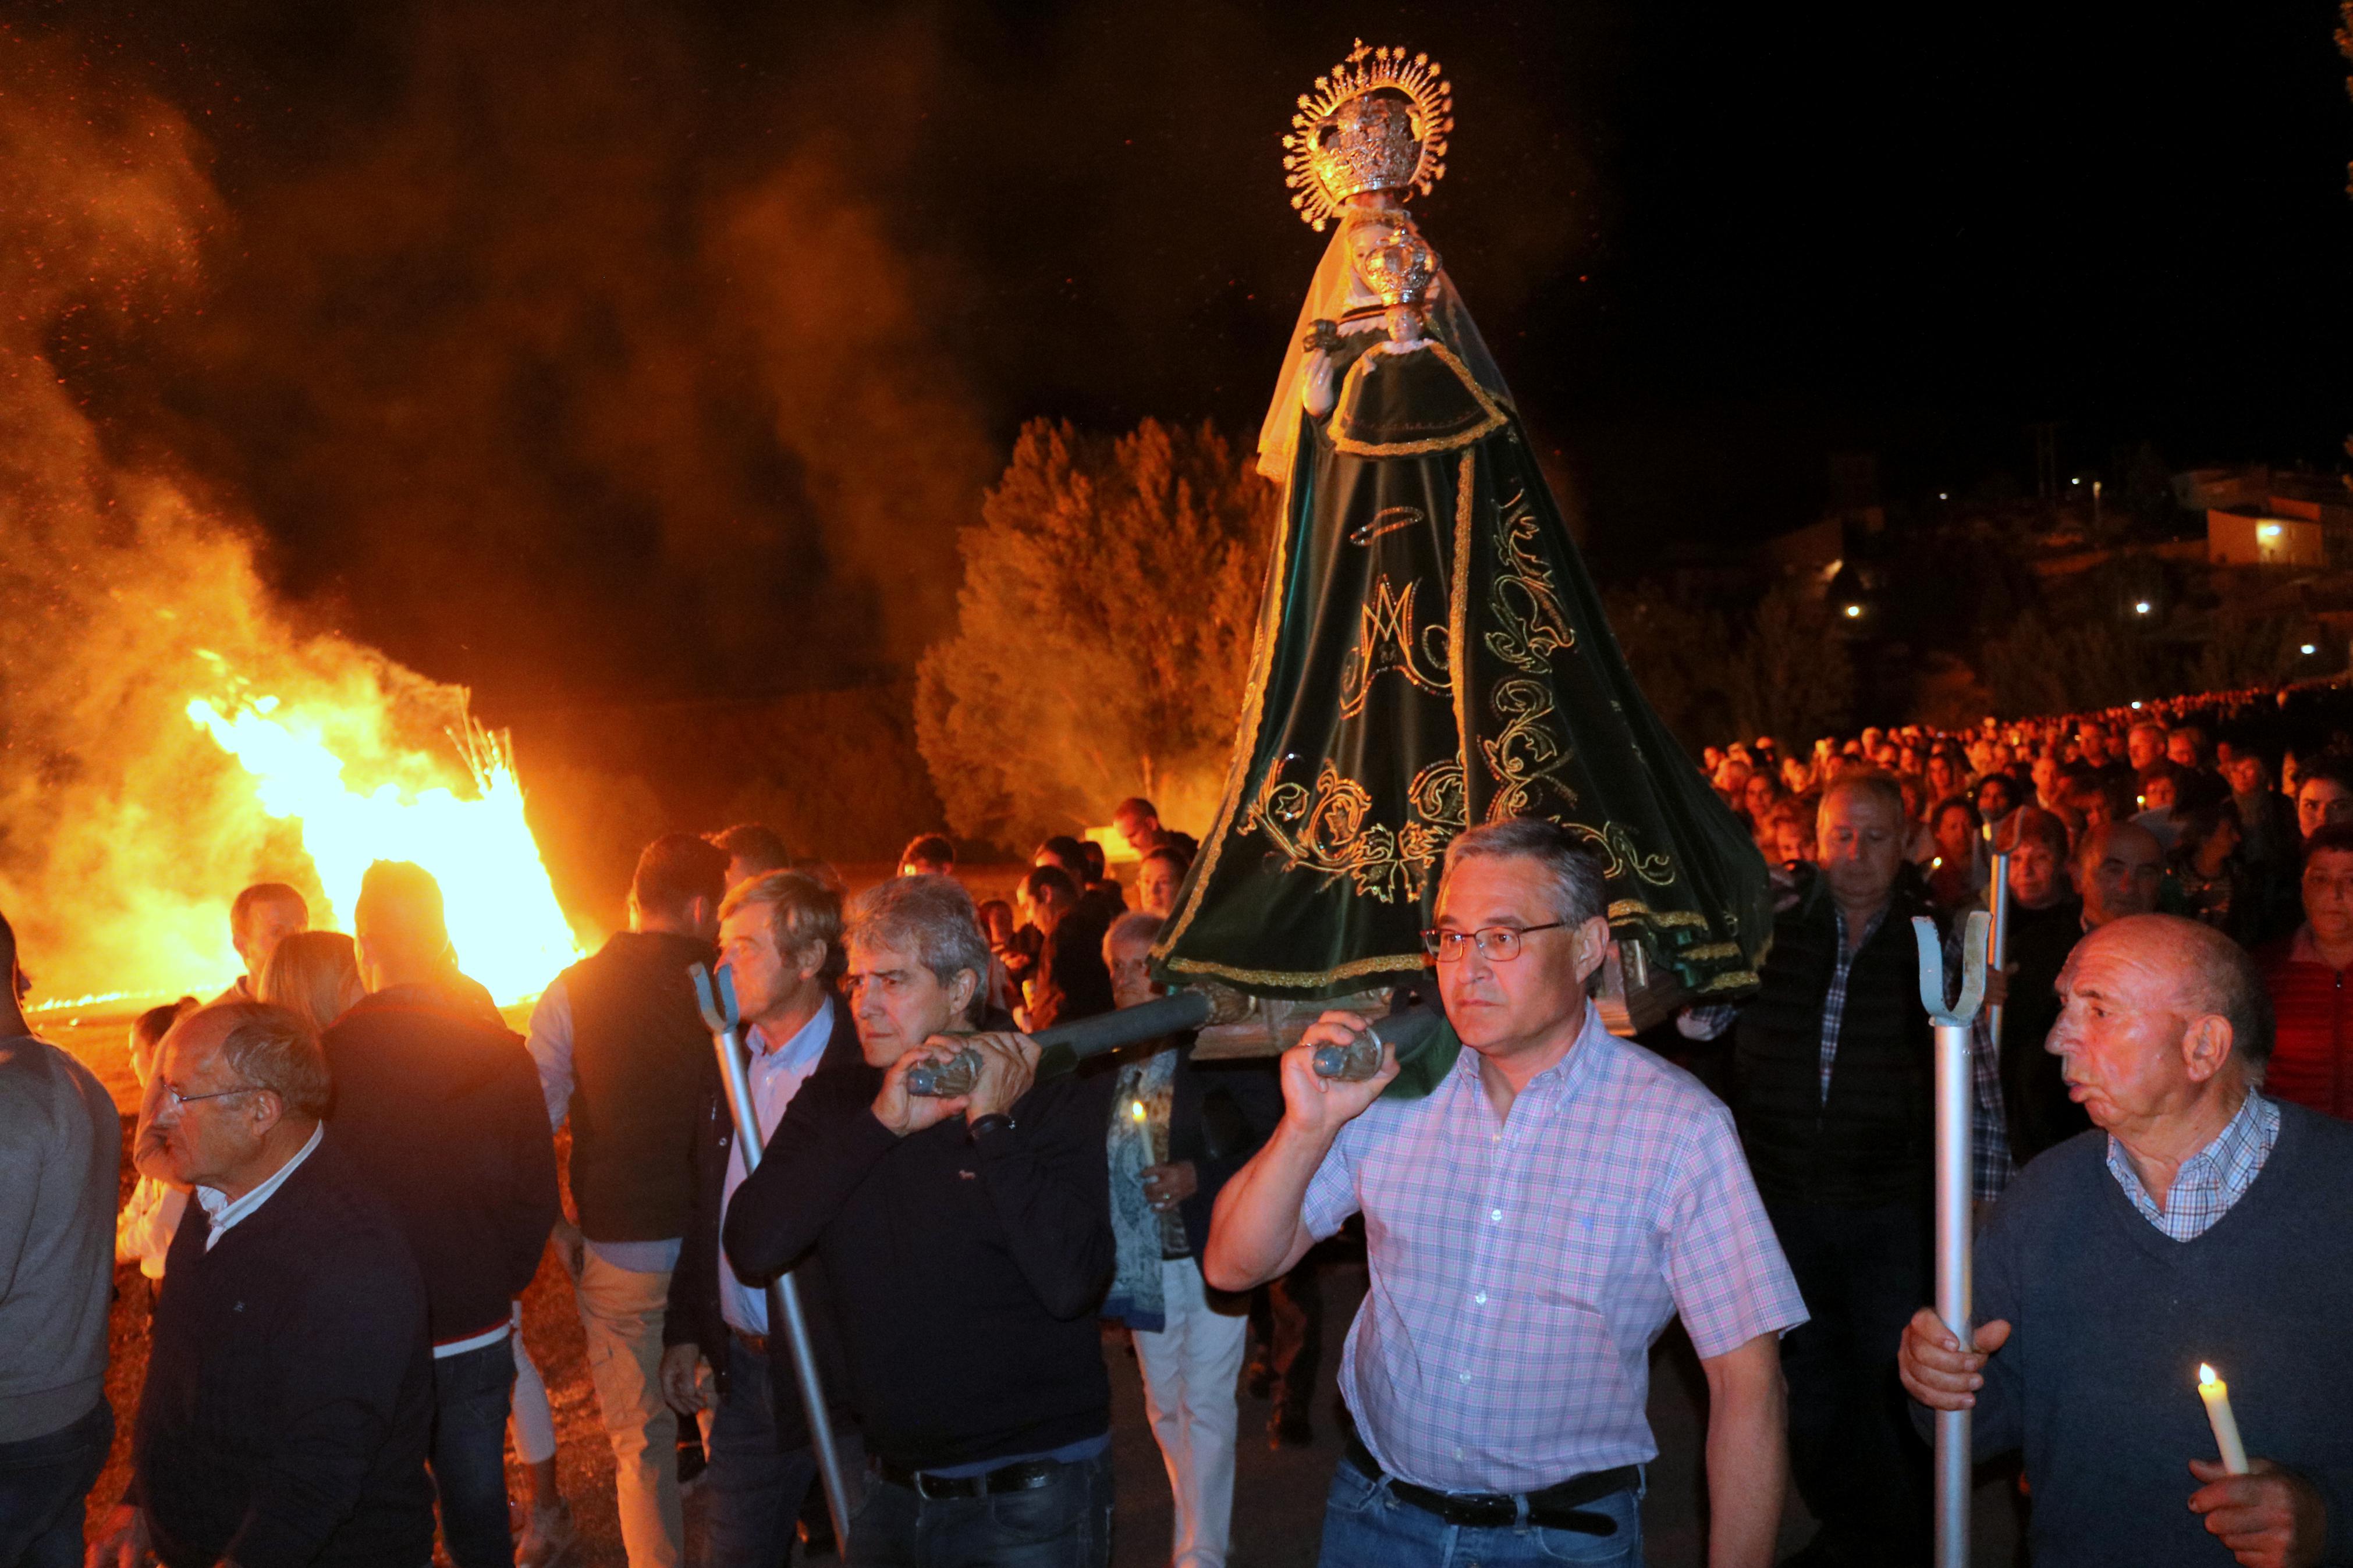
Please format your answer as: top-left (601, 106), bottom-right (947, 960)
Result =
top-left (966, 1112), bottom-right (1016, 1144)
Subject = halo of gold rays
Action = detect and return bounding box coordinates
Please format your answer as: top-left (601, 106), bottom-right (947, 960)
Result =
top-left (1282, 41), bottom-right (1454, 232)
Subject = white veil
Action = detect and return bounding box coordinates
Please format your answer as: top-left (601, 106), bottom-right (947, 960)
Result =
top-left (1254, 207), bottom-right (1513, 482)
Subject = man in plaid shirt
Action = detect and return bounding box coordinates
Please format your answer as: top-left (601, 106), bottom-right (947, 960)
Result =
top-left (1205, 819), bottom-right (1805, 1568)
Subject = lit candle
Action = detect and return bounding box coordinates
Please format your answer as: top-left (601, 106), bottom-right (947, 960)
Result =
top-left (2197, 1363), bottom-right (2250, 1475)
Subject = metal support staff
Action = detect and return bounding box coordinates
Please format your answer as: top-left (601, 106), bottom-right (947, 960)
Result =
top-left (690, 962), bottom-right (856, 1552)
top-left (1911, 911), bottom-right (1989, 1568)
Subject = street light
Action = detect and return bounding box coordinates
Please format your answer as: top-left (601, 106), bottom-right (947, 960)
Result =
top-left (2302, 643), bottom-right (2318, 656)
top-left (1843, 603), bottom-right (1864, 620)
top-left (2133, 601), bottom-right (2152, 615)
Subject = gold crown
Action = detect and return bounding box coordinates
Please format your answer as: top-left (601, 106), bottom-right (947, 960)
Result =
top-left (1282, 41), bottom-right (1454, 232)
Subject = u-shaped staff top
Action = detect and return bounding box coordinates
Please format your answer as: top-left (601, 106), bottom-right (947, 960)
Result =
top-left (1910, 912), bottom-right (1990, 1028)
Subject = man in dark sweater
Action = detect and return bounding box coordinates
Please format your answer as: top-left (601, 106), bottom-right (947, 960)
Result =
top-left (526, 834), bottom-right (729, 1568)
top-left (725, 874), bottom-right (1115, 1567)
top-left (94, 1003), bottom-right (435, 1568)
top-left (1904, 915), bottom-right (2350, 1567)
top-left (327, 861), bottom-right (558, 1568)
top-left (1730, 773), bottom-right (1936, 1567)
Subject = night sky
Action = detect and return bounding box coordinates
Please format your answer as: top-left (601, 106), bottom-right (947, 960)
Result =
top-left (17, 0), bottom-right (2352, 707)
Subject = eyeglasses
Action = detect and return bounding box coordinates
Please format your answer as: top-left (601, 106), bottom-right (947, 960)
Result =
top-left (159, 1080), bottom-right (261, 1111)
top-left (1419, 923), bottom-right (1566, 963)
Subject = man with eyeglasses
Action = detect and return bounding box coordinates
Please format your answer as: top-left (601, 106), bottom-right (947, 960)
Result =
top-left (1205, 818), bottom-right (1805, 1568)
top-left (91, 1001), bottom-right (436, 1568)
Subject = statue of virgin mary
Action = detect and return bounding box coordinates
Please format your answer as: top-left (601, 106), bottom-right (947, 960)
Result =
top-left (1152, 43), bottom-right (1769, 1008)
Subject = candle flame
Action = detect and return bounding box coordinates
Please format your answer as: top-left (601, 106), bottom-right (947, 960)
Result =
top-left (2199, 1363), bottom-right (2220, 1387)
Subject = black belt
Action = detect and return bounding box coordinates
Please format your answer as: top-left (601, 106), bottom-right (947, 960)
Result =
top-left (1343, 1433), bottom-right (1632, 1535)
top-left (871, 1453), bottom-right (1066, 1501)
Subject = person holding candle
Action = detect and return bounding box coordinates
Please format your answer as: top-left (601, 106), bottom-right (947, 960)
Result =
top-left (1898, 913), bottom-right (2353, 1567)
top-left (1095, 911), bottom-right (1281, 1568)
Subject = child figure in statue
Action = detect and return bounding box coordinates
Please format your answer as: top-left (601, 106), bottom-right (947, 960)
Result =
top-left (1153, 42), bottom-right (1769, 1007)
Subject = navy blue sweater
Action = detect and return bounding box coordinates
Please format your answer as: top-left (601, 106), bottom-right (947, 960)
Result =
top-left (132, 1136), bottom-right (435, 1568)
top-left (1954, 1100), bottom-right (2353, 1565)
top-left (723, 1032), bottom-right (1116, 1472)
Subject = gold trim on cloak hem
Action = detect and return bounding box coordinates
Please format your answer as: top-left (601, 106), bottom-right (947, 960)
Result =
top-left (1160, 949), bottom-right (1429, 989)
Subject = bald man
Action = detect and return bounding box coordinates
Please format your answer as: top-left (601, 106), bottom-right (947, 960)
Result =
top-left (93, 1004), bottom-right (435, 1568)
top-left (1901, 917), bottom-right (2353, 1567)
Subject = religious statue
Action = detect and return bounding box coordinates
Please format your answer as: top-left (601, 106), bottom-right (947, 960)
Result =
top-left (1152, 42), bottom-right (1770, 1011)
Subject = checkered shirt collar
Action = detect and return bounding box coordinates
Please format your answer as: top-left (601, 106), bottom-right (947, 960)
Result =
top-left (2106, 1090), bottom-right (2279, 1243)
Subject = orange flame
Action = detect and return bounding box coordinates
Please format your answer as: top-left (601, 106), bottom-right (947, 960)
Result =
top-left (187, 692), bottom-right (581, 1004)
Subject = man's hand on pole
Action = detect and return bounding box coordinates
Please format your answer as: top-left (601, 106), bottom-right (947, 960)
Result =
top-left (2187, 1459), bottom-right (2327, 1568)
top-left (1282, 1012), bottom-right (1400, 1135)
top-left (1897, 1305), bottom-right (2011, 1409)
top-left (959, 1032), bottom-right (1042, 1121)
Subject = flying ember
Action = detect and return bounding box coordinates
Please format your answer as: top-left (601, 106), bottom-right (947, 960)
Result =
top-left (187, 693), bottom-right (581, 1004)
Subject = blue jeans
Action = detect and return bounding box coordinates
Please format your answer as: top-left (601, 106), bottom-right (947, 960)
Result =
top-left (1315, 1457), bottom-right (1645, 1567)
top-left (0, 1398), bottom-right (112, 1568)
top-left (708, 1335), bottom-right (861, 1568)
top-left (846, 1449), bottom-right (1111, 1568)
top-left (431, 1340), bottom-right (517, 1568)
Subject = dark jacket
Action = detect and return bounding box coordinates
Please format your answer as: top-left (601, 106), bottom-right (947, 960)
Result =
top-left (1734, 867), bottom-right (1937, 1208)
top-left (133, 1136), bottom-right (434, 1568)
top-left (322, 983), bottom-right (559, 1343)
top-left (723, 1031), bottom-right (1115, 1471)
top-left (1996, 896), bottom-right (2092, 1163)
top-left (559, 931), bottom-right (719, 1243)
top-left (1031, 904), bottom-right (1115, 1030)
top-left (665, 1002), bottom-right (856, 1448)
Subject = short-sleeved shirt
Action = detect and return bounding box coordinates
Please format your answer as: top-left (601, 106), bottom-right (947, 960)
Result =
top-left (1301, 1003), bottom-right (1807, 1493)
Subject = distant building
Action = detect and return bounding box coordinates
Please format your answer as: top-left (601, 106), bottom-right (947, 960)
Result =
top-left (2208, 510), bottom-right (2325, 568)
top-left (2178, 464), bottom-right (2350, 569)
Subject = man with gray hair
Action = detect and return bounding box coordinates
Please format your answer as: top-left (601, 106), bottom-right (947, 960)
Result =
top-left (725, 874), bottom-right (1116, 1567)
top-left (91, 1002), bottom-right (436, 1568)
top-left (1902, 914), bottom-right (2353, 1567)
top-left (1206, 818), bottom-right (1805, 1567)
top-left (659, 870), bottom-right (858, 1568)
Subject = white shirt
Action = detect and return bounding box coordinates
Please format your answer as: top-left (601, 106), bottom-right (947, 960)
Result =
top-left (721, 1000), bottom-right (835, 1336)
top-left (195, 1122), bottom-right (323, 1251)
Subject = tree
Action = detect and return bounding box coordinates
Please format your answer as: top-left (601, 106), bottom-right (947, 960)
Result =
top-left (915, 420), bottom-right (1276, 851)
top-left (1723, 581), bottom-right (1856, 749)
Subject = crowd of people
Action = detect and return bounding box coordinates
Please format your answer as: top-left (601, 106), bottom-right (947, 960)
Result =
top-left (4, 710), bottom-right (2353, 1568)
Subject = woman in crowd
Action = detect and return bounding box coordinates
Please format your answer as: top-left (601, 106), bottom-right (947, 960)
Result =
top-left (1923, 797), bottom-right (1986, 913)
top-left (256, 929), bottom-right (364, 1033)
top-left (115, 996), bottom-right (200, 1286)
top-left (2170, 798), bottom-right (2251, 944)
